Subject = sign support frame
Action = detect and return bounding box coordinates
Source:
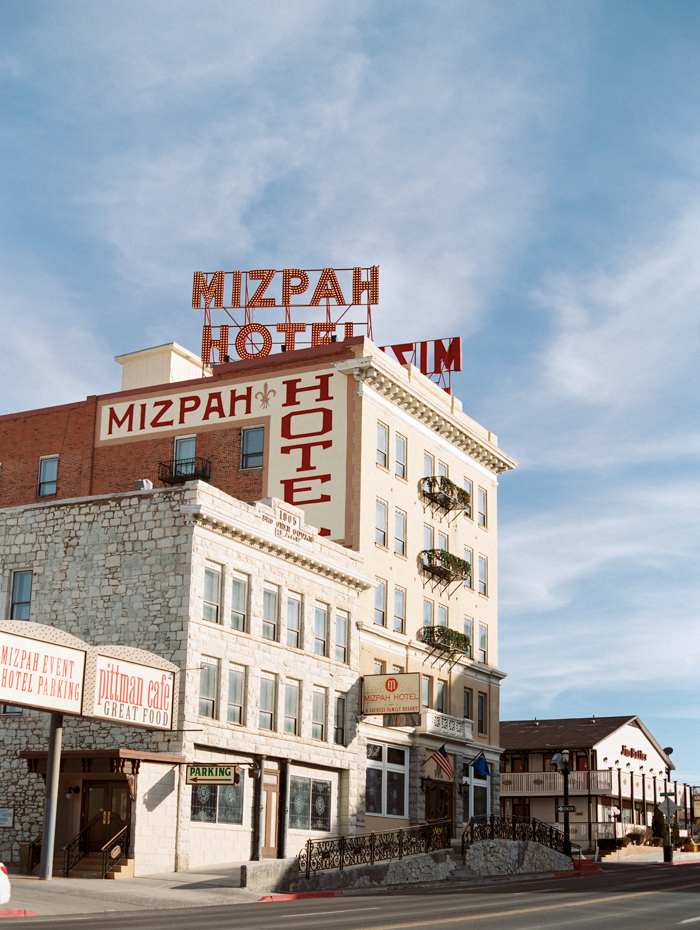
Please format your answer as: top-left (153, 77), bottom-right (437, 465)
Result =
top-left (39, 712), bottom-right (63, 881)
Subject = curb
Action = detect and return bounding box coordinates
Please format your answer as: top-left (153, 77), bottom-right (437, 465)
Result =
top-left (556, 868), bottom-right (602, 878)
top-left (0, 911), bottom-right (39, 919)
top-left (258, 891), bottom-right (343, 902)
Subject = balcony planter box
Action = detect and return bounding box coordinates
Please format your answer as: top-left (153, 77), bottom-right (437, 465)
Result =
top-left (420, 476), bottom-right (470, 513)
top-left (420, 549), bottom-right (471, 584)
top-left (420, 625), bottom-right (471, 655)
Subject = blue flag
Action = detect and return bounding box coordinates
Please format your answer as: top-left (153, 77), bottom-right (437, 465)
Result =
top-left (470, 751), bottom-right (490, 778)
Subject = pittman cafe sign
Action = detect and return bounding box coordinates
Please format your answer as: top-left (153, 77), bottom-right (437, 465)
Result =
top-left (0, 621), bottom-right (178, 730)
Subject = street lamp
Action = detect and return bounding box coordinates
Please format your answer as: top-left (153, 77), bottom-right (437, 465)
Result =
top-left (551, 750), bottom-right (572, 857)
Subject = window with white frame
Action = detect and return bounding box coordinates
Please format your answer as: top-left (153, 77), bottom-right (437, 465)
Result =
top-left (423, 452), bottom-right (434, 477)
top-left (393, 587), bottom-right (406, 634)
top-left (334, 696), bottom-right (345, 745)
top-left (463, 687), bottom-right (473, 719)
top-left (241, 427), bottom-right (264, 469)
top-left (438, 461), bottom-right (448, 478)
top-left (463, 547), bottom-right (473, 588)
top-left (437, 604), bottom-right (448, 628)
top-left (437, 530), bottom-right (448, 552)
top-left (203, 565), bottom-right (222, 624)
top-left (478, 623), bottom-right (488, 663)
top-left (462, 761), bottom-right (490, 820)
top-left (10, 571), bottom-right (32, 620)
top-left (38, 456), bottom-right (58, 496)
top-left (190, 771), bottom-right (245, 824)
top-left (289, 776), bottom-right (332, 831)
top-left (423, 524), bottom-right (434, 564)
top-left (436, 680), bottom-right (446, 713)
top-left (174, 436), bottom-right (196, 476)
top-left (395, 434), bottom-right (407, 479)
top-left (287, 594), bottom-right (302, 648)
top-left (284, 680), bottom-right (300, 735)
top-left (422, 675), bottom-right (431, 708)
top-left (463, 618), bottom-right (473, 658)
top-left (423, 598), bottom-right (433, 627)
top-left (262, 585), bottom-right (278, 640)
top-left (314, 604), bottom-right (329, 655)
top-left (366, 743), bottom-right (408, 817)
top-left (394, 510), bottom-right (406, 555)
top-left (463, 478), bottom-right (473, 519)
top-left (335, 610), bottom-right (348, 663)
top-left (259, 673), bottom-right (276, 730)
top-left (478, 556), bottom-right (487, 596)
top-left (227, 665), bottom-right (245, 724)
top-left (477, 487), bottom-right (487, 527)
top-left (199, 658), bottom-right (218, 718)
top-left (312, 688), bottom-right (326, 740)
top-left (375, 499), bottom-right (388, 546)
top-left (377, 422), bottom-right (389, 468)
top-left (373, 659), bottom-right (385, 675)
top-left (230, 572), bottom-right (248, 631)
top-left (374, 580), bottom-right (386, 626)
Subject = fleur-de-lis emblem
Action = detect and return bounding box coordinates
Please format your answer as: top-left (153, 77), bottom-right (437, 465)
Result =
top-left (255, 382), bottom-right (276, 409)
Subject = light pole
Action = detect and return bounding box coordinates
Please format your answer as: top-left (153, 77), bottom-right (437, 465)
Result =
top-left (551, 750), bottom-right (572, 858)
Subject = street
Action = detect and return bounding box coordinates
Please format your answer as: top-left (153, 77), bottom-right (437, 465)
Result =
top-left (3, 863), bottom-right (700, 930)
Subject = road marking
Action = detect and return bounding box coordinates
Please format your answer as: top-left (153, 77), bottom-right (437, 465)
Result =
top-left (680, 918), bottom-right (700, 924)
top-left (291, 908), bottom-right (382, 916)
top-left (343, 884), bottom-right (700, 930)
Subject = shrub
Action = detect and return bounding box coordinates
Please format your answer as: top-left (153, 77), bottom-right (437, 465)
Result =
top-left (628, 831), bottom-right (646, 846)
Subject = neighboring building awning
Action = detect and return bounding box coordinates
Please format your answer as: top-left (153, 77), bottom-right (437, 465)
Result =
top-left (20, 747), bottom-right (185, 775)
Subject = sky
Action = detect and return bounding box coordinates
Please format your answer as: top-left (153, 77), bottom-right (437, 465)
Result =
top-left (1, 1), bottom-right (699, 784)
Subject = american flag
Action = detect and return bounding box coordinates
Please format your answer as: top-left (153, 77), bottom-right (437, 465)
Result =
top-left (427, 745), bottom-right (454, 780)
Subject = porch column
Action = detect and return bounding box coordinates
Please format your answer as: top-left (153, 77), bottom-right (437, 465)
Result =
top-left (251, 755), bottom-right (265, 861)
top-left (39, 712), bottom-right (63, 880)
top-left (278, 759), bottom-right (290, 859)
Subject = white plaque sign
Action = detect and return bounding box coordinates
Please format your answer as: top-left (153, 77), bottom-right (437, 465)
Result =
top-left (91, 655), bottom-right (174, 730)
top-left (0, 631), bottom-right (85, 715)
top-left (362, 673), bottom-right (421, 716)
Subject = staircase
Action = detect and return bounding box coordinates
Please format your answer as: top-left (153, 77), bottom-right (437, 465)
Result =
top-left (52, 851), bottom-right (134, 879)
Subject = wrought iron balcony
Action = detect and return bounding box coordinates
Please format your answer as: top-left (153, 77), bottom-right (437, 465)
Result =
top-left (420, 476), bottom-right (471, 514)
top-left (158, 457), bottom-right (212, 486)
top-left (420, 549), bottom-right (471, 584)
top-left (420, 625), bottom-right (471, 655)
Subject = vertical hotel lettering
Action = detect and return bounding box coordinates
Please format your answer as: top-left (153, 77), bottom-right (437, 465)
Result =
top-left (279, 373), bottom-right (334, 507)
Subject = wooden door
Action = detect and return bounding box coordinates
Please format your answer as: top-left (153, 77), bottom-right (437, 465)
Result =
top-left (262, 769), bottom-right (279, 858)
top-left (425, 781), bottom-right (454, 835)
top-left (83, 782), bottom-right (131, 851)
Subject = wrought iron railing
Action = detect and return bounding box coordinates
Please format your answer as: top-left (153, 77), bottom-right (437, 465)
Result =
top-left (63, 814), bottom-right (100, 876)
top-left (420, 625), bottom-right (471, 654)
top-left (101, 823), bottom-right (129, 879)
top-left (421, 477), bottom-right (471, 513)
top-left (299, 820), bottom-right (451, 879)
top-left (158, 457), bottom-right (212, 485)
top-left (420, 549), bottom-right (471, 583)
top-left (461, 816), bottom-right (580, 860)
top-left (26, 836), bottom-right (42, 874)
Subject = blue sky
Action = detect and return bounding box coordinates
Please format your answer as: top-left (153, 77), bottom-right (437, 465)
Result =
top-left (2, 1), bottom-right (699, 783)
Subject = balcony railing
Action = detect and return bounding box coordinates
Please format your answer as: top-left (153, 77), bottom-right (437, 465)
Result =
top-left (499, 770), bottom-right (684, 804)
top-left (420, 549), bottom-right (471, 585)
top-left (420, 625), bottom-right (471, 655)
top-left (158, 457), bottom-right (212, 485)
top-left (416, 708), bottom-right (473, 741)
top-left (421, 476), bottom-right (471, 514)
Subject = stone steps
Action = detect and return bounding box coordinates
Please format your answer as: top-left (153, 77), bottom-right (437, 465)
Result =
top-left (52, 853), bottom-right (134, 879)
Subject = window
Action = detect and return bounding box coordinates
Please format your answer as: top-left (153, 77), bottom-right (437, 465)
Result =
top-left (312, 689), bottom-right (326, 740)
top-left (478, 488), bottom-right (487, 527)
top-left (259, 674), bottom-right (276, 730)
top-left (463, 687), bottom-right (473, 719)
top-left (436, 680), bottom-right (446, 713)
top-left (377, 422), bottom-right (389, 468)
top-left (423, 452), bottom-right (434, 477)
top-left (373, 660), bottom-right (385, 675)
top-left (437, 531), bottom-right (448, 552)
top-left (203, 565), bottom-right (221, 624)
top-left (190, 771), bottom-right (245, 824)
top-left (334, 696), bottom-right (345, 745)
top-left (463, 548), bottom-right (473, 588)
top-left (290, 776), bottom-right (331, 831)
top-left (478, 623), bottom-right (487, 663)
top-left (284, 680), bottom-right (300, 735)
top-left (10, 571), bottom-right (32, 620)
top-left (394, 510), bottom-right (406, 555)
top-left (335, 610), bottom-right (348, 663)
top-left (262, 585), bottom-right (278, 640)
top-left (422, 675), bottom-right (431, 708)
top-left (174, 436), bottom-right (196, 476)
top-left (375, 499), bottom-right (388, 546)
top-left (0, 705), bottom-right (22, 715)
top-left (199, 659), bottom-right (218, 718)
top-left (38, 456), bottom-right (58, 496)
top-left (464, 618), bottom-right (473, 658)
top-left (423, 598), bottom-right (433, 627)
top-left (395, 434), bottom-right (407, 479)
top-left (437, 604), bottom-right (447, 628)
top-left (227, 666), bottom-right (245, 724)
top-left (365, 743), bottom-right (408, 817)
top-left (423, 524), bottom-right (434, 563)
top-left (374, 580), bottom-right (387, 626)
top-left (477, 692), bottom-right (487, 734)
top-left (287, 594), bottom-right (302, 648)
top-left (462, 761), bottom-right (490, 821)
top-left (438, 461), bottom-right (448, 478)
top-left (393, 587), bottom-right (406, 634)
top-left (314, 604), bottom-right (329, 655)
top-left (478, 556), bottom-right (488, 596)
top-left (463, 478), bottom-right (473, 519)
top-left (392, 664), bottom-right (404, 673)
top-left (230, 573), bottom-right (248, 631)
top-left (241, 427), bottom-right (264, 469)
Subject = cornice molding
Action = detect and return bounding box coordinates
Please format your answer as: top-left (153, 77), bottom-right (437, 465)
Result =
top-left (334, 357), bottom-right (517, 475)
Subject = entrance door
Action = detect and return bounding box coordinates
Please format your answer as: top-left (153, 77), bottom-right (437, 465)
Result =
top-left (261, 769), bottom-right (279, 858)
top-left (425, 781), bottom-right (454, 835)
top-left (83, 782), bottom-right (131, 851)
